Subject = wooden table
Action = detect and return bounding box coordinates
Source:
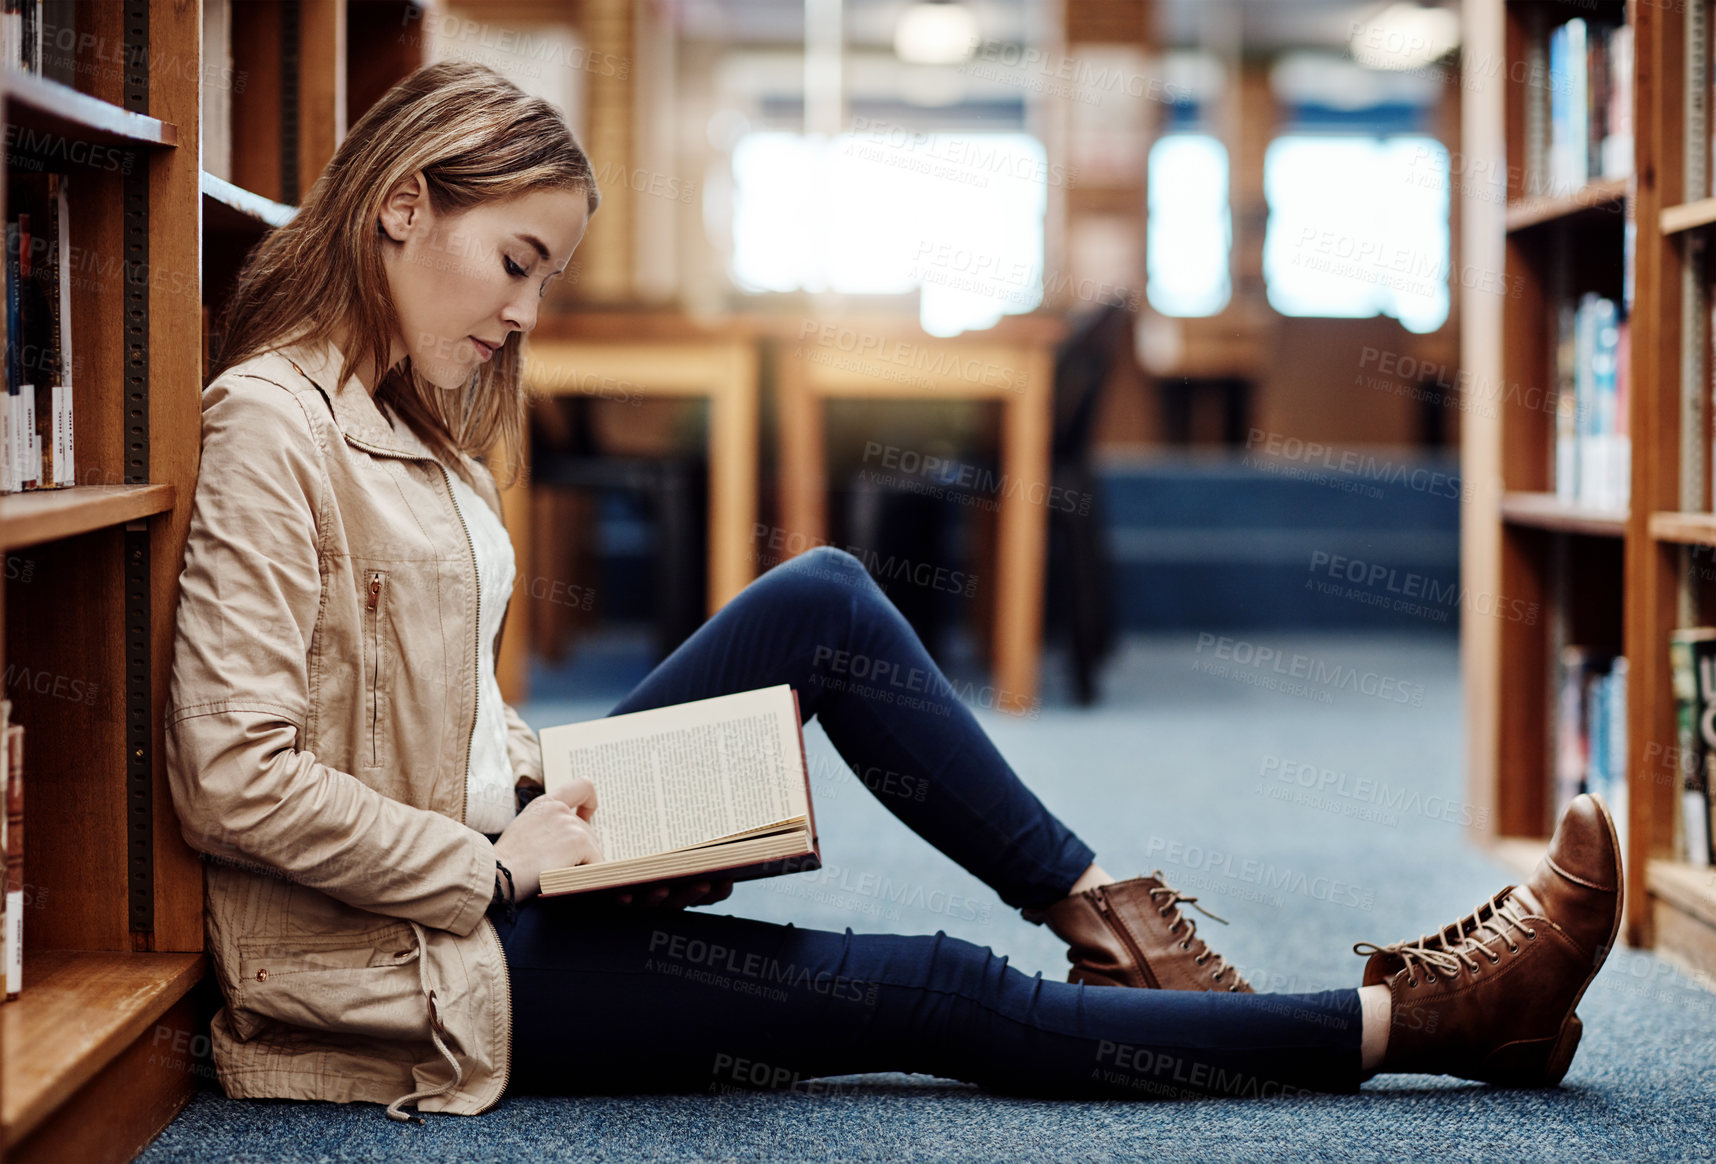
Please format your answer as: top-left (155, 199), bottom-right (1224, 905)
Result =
top-left (774, 316), bottom-right (1060, 714)
top-left (497, 317), bottom-right (759, 702)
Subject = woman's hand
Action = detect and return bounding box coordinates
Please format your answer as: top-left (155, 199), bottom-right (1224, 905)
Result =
top-left (492, 777), bottom-right (601, 901)
top-left (615, 877), bottom-right (735, 909)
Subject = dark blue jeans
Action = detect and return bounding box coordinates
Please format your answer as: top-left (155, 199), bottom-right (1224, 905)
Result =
top-left (493, 547), bottom-right (1364, 1099)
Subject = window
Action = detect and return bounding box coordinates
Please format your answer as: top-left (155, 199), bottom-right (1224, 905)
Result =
top-left (1146, 133), bottom-right (1231, 317)
top-left (729, 129), bottom-right (1047, 337)
top-left (1261, 134), bottom-right (1451, 333)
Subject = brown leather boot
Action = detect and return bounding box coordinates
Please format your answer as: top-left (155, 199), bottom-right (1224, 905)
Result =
top-left (1034, 872), bottom-right (1254, 992)
top-left (1354, 792), bottom-right (1623, 1085)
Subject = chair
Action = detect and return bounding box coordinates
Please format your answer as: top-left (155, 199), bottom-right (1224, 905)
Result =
top-left (529, 395), bottom-right (707, 664)
top-left (840, 300), bottom-right (1133, 703)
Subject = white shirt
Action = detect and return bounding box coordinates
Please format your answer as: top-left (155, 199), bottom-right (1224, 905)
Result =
top-left (442, 464), bottom-right (519, 835)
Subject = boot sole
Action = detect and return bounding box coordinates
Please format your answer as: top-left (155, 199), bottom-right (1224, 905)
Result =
top-left (1481, 793), bottom-right (1624, 1087)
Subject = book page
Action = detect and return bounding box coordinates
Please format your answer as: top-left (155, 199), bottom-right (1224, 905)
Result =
top-left (541, 686), bottom-right (807, 864)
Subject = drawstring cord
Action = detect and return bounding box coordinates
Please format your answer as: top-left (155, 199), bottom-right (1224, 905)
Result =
top-left (384, 920), bottom-right (466, 1124)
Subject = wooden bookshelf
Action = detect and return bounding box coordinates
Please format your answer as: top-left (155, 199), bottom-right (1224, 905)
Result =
top-left (0, 2), bottom-right (435, 1159)
top-left (1469, 0), bottom-right (1716, 986)
top-left (1504, 175), bottom-right (1630, 232)
top-left (1501, 491), bottom-right (1629, 537)
top-left (0, 485), bottom-right (176, 553)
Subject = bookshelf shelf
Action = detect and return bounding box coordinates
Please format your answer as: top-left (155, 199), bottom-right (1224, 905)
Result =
top-left (200, 171), bottom-right (295, 234)
top-left (1648, 511), bottom-right (1716, 546)
top-left (1, 950), bottom-right (204, 1148)
top-left (1504, 176), bottom-right (1629, 232)
top-left (0, 484), bottom-right (177, 552)
top-left (1660, 196), bottom-right (1716, 235)
top-left (1500, 491), bottom-right (1629, 537)
top-left (0, 67), bottom-right (178, 150)
top-left (1646, 862), bottom-right (1716, 977)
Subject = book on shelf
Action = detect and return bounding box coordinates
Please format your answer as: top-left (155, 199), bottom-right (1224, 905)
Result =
top-left (1555, 647), bottom-right (1627, 850)
top-left (1, 170), bottom-right (74, 492)
top-left (4, 707), bottom-right (20, 1000)
top-left (1670, 629), bottom-right (1716, 867)
top-left (1553, 292), bottom-right (1630, 511)
top-left (201, 0), bottom-right (233, 182)
top-left (537, 685), bottom-right (818, 896)
top-left (1545, 15), bottom-right (1632, 197)
top-left (0, 697), bottom-right (8, 998)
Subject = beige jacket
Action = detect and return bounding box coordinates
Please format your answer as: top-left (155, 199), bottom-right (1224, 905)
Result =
top-left (166, 337), bottom-right (537, 1120)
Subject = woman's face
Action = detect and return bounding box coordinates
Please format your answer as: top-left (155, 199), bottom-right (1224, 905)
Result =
top-left (378, 175), bottom-right (589, 389)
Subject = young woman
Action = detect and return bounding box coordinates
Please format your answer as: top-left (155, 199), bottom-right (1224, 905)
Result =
top-left (167, 60), bottom-right (1622, 1123)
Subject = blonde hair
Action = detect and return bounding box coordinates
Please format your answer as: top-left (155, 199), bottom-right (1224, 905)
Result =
top-left (211, 59), bottom-right (600, 484)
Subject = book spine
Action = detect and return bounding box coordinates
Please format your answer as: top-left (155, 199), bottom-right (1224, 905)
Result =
top-left (1609, 658), bottom-right (1630, 860)
top-left (0, 698), bottom-right (9, 999)
top-left (1556, 646), bottom-right (1592, 817)
top-left (1694, 637), bottom-right (1716, 865)
top-left (1671, 633), bottom-right (1711, 866)
top-left (1693, 0), bottom-right (1711, 202)
top-left (53, 171), bottom-right (70, 486)
top-left (16, 210), bottom-right (36, 491)
top-left (5, 721), bottom-right (21, 1000)
top-left (4, 219), bottom-right (19, 496)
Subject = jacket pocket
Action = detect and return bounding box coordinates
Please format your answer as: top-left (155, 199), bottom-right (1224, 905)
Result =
top-left (234, 921), bottom-right (431, 1042)
top-left (364, 569), bottom-right (388, 769)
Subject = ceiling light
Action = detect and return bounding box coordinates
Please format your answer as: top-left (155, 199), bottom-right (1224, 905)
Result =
top-left (1350, 3), bottom-right (1460, 71)
top-left (894, 0), bottom-right (978, 66)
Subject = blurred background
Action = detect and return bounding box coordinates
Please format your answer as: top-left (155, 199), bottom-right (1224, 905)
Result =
top-left (219, 0), bottom-right (1467, 711)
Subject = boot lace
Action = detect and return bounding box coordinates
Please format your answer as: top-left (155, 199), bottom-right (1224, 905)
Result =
top-left (1352, 887), bottom-right (1539, 987)
top-left (1148, 873), bottom-right (1246, 989)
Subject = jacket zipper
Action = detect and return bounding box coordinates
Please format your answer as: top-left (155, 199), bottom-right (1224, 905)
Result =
top-left (435, 459), bottom-right (512, 1102)
top-left (1093, 890), bottom-right (1160, 989)
top-left (366, 571), bottom-right (385, 767)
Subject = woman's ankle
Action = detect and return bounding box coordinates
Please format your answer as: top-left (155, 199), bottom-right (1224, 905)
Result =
top-left (1066, 862), bottom-right (1115, 898)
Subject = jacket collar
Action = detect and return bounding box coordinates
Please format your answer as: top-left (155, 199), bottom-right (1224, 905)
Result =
top-left (274, 334), bottom-right (508, 520)
top-left (276, 335), bottom-right (442, 463)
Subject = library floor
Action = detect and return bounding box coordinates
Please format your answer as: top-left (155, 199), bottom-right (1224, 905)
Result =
top-left (137, 632), bottom-right (1716, 1164)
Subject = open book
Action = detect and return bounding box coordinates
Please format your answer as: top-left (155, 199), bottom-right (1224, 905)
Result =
top-left (537, 685), bottom-right (819, 896)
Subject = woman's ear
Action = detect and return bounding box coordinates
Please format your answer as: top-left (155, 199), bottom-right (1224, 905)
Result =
top-left (377, 170), bottom-right (428, 243)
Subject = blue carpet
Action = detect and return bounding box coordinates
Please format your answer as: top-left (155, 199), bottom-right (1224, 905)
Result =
top-left (138, 633), bottom-right (1716, 1163)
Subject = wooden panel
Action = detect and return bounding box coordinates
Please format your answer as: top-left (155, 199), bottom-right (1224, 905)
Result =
top-left (6, 529), bottom-right (129, 950)
top-left (347, 1), bottom-right (425, 128)
top-left (1505, 177), bottom-right (1629, 231)
top-left (0, 70), bottom-right (177, 149)
top-left (299, 0), bottom-right (347, 194)
top-left (1, 950), bottom-right (203, 1148)
top-left (1496, 525), bottom-right (1551, 836)
top-left (1661, 196), bottom-right (1716, 234)
top-left (230, 0), bottom-right (285, 203)
top-left (149, 0), bottom-right (209, 955)
top-left (1634, 0), bottom-right (1689, 948)
top-left (7, 986), bottom-right (201, 1163)
top-left (0, 485), bottom-right (175, 551)
top-left (1500, 491), bottom-right (1628, 536)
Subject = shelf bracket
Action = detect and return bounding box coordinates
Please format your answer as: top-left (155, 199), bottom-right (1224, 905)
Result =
top-left (123, 0), bottom-right (153, 936)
